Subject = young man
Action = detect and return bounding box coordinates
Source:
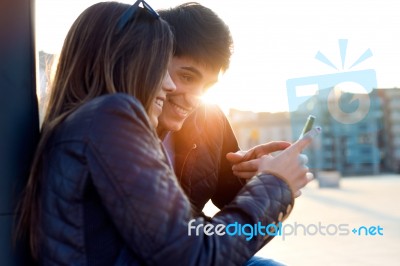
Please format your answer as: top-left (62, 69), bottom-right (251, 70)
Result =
top-left (157, 3), bottom-right (241, 217)
top-left (157, 3), bottom-right (291, 218)
top-left (157, 4), bottom-right (290, 266)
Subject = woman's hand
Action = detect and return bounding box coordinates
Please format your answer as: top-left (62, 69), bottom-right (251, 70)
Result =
top-left (256, 127), bottom-right (321, 197)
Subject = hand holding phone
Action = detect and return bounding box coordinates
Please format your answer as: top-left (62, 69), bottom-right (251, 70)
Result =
top-left (299, 115), bottom-right (315, 140)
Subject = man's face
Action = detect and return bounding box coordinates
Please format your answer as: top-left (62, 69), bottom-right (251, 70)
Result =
top-left (158, 56), bottom-right (219, 132)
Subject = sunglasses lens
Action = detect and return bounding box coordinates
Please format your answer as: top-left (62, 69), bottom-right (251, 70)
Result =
top-left (142, 1), bottom-right (159, 19)
top-left (116, 0), bottom-right (159, 33)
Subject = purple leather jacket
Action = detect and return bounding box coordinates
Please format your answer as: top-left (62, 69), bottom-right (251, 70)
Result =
top-left (38, 94), bottom-right (294, 265)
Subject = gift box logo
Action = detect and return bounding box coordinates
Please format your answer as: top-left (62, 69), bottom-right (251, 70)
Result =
top-left (286, 39), bottom-right (376, 126)
top-left (286, 40), bottom-right (381, 172)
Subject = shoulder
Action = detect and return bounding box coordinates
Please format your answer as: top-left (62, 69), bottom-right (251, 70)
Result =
top-left (69, 93), bottom-right (151, 127)
top-left (86, 93), bottom-right (154, 135)
top-left (85, 93), bottom-right (147, 117)
top-left (54, 93), bottom-right (153, 143)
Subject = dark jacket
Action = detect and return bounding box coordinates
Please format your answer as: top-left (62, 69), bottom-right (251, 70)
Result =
top-left (172, 104), bottom-right (245, 216)
top-left (38, 94), bottom-right (294, 266)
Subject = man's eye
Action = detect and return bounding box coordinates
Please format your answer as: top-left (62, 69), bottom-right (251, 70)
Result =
top-left (181, 75), bottom-right (193, 82)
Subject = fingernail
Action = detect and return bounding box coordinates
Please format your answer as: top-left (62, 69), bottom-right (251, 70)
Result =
top-left (302, 126), bottom-right (321, 139)
top-left (306, 172), bottom-right (314, 181)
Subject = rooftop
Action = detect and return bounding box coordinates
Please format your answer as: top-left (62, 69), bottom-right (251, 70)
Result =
top-left (204, 174), bottom-right (400, 265)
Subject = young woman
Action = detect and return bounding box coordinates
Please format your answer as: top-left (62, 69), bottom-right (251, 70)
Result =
top-left (17, 1), bottom-right (316, 265)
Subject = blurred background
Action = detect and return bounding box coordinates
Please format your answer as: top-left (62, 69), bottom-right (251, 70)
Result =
top-left (35, 0), bottom-right (400, 265)
top-left (36, 0), bottom-right (400, 178)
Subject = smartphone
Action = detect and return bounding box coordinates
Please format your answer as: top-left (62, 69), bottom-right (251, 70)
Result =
top-left (299, 115), bottom-right (315, 139)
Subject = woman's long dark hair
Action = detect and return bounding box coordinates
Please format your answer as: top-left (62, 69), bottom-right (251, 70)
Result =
top-left (16, 1), bottom-right (173, 258)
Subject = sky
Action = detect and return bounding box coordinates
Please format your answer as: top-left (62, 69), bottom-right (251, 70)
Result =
top-left (35, 0), bottom-right (400, 113)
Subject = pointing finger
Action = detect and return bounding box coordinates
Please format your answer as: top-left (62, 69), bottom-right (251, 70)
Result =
top-left (290, 127), bottom-right (321, 153)
top-left (241, 141), bottom-right (291, 162)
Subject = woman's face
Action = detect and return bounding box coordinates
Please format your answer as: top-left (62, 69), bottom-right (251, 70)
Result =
top-left (148, 71), bottom-right (176, 127)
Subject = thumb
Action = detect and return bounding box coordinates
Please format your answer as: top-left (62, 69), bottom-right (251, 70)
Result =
top-left (291, 127), bottom-right (321, 152)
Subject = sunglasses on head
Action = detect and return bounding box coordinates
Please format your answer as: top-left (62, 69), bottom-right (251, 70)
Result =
top-left (116, 0), bottom-right (159, 33)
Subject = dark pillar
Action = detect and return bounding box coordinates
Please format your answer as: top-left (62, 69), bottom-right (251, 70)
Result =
top-left (0, 0), bottom-right (39, 264)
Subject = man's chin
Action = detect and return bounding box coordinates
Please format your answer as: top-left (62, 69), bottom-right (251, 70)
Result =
top-left (168, 122), bottom-right (184, 132)
top-left (158, 119), bottom-right (184, 133)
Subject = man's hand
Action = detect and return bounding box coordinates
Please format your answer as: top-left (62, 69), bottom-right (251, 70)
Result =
top-left (226, 141), bottom-right (291, 179)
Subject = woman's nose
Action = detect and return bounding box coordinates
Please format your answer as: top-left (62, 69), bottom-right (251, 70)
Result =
top-left (162, 72), bottom-right (176, 93)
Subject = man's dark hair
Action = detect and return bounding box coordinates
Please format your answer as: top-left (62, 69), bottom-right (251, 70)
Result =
top-left (159, 2), bottom-right (233, 72)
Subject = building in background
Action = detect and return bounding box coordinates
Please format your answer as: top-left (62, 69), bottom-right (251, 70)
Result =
top-left (295, 88), bottom-right (383, 176)
top-left (36, 50), bottom-right (400, 175)
top-left (229, 109), bottom-right (291, 150)
top-left (38, 51), bottom-right (54, 123)
top-left (229, 88), bottom-right (400, 176)
top-left (378, 89), bottom-right (400, 173)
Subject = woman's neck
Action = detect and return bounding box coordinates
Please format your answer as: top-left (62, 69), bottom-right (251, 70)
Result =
top-left (157, 125), bottom-right (169, 141)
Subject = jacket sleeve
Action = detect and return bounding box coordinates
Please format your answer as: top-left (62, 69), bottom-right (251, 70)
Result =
top-left (210, 107), bottom-right (246, 209)
top-left (85, 96), bottom-right (294, 266)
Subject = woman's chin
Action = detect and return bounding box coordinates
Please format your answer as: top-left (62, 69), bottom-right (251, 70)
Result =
top-left (150, 116), bottom-right (159, 128)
